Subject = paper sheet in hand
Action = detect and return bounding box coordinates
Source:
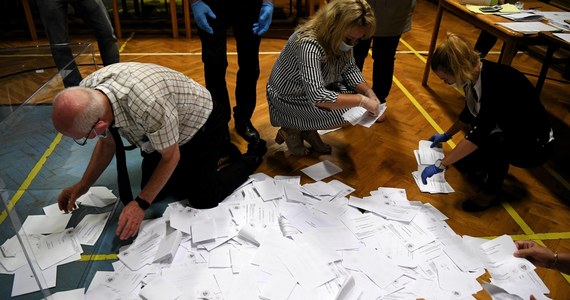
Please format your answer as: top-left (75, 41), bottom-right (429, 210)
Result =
top-left (342, 104), bottom-right (386, 127)
top-left (301, 160), bottom-right (342, 181)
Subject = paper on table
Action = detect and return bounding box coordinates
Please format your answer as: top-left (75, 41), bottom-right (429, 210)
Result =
top-left (496, 21), bottom-right (560, 33)
top-left (553, 33), bottom-right (570, 43)
top-left (301, 160), bottom-right (343, 181)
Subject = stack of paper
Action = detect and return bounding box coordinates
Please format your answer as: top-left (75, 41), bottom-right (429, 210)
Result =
top-left (501, 12), bottom-right (545, 22)
top-left (412, 140), bottom-right (454, 194)
top-left (496, 21), bottom-right (560, 33)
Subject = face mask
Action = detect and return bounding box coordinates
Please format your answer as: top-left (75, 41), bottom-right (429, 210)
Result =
top-left (339, 41), bottom-right (353, 52)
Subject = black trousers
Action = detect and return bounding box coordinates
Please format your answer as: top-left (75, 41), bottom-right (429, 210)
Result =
top-left (353, 35), bottom-right (402, 103)
top-left (197, 0), bottom-right (262, 124)
top-left (454, 132), bottom-right (554, 194)
top-left (140, 103), bottom-right (250, 209)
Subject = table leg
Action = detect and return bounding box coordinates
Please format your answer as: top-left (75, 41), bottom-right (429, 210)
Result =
top-left (170, 0), bottom-right (179, 38)
top-left (183, 0), bottom-right (191, 38)
top-left (499, 41), bottom-right (518, 65)
top-left (536, 44), bottom-right (557, 95)
top-left (22, 0), bottom-right (37, 41)
top-left (422, 2), bottom-right (444, 86)
top-left (112, 0), bottom-right (123, 39)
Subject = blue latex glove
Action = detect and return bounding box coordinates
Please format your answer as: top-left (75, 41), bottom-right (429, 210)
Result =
top-left (429, 132), bottom-right (450, 148)
top-left (191, 0), bottom-right (216, 34)
top-left (421, 165), bottom-right (444, 185)
top-left (253, 2), bottom-right (274, 36)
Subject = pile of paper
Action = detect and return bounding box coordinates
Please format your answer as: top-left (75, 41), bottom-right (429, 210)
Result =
top-left (0, 187), bottom-right (116, 297)
top-left (38, 176), bottom-right (551, 300)
top-left (412, 140), bottom-right (454, 194)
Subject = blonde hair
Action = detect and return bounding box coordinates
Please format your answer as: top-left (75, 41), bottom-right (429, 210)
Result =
top-left (431, 33), bottom-right (481, 86)
top-left (296, 0), bottom-right (375, 59)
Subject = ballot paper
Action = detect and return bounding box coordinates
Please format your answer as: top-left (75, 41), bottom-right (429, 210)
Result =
top-left (17, 172), bottom-right (553, 299)
top-left (76, 186), bottom-right (117, 207)
top-left (301, 160), bottom-right (343, 181)
top-left (480, 235), bottom-right (535, 281)
top-left (73, 212), bottom-right (111, 246)
top-left (342, 104), bottom-right (386, 127)
top-left (21, 214), bottom-right (72, 235)
top-left (416, 140), bottom-right (444, 165)
top-left (412, 168), bottom-right (455, 194)
top-left (412, 142), bottom-right (454, 194)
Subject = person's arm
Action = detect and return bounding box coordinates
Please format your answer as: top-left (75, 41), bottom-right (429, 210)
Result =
top-left (316, 82), bottom-right (380, 115)
top-left (57, 136), bottom-right (116, 213)
top-left (514, 241), bottom-right (570, 275)
top-left (439, 138), bottom-right (478, 168)
top-left (116, 143), bottom-right (180, 240)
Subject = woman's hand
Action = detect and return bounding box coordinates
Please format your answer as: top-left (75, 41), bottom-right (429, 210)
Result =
top-left (359, 94), bottom-right (380, 116)
top-left (513, 240), bottom-right (555, 269)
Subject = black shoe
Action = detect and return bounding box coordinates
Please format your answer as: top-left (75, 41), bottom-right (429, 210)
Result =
top-left (461, 191), bottom-right (500, 212)
top-left (247, 139), bottom-right (267, 157)
top-left (235, 119), bottom-right (260, 143)
top-left (217, 141), bottom-right (242, 170)
top-left (242, 153), bottom-right (263, 173)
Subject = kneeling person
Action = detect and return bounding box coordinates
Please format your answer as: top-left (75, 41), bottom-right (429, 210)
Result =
top-left (52, 62), bottom-right (265, 240)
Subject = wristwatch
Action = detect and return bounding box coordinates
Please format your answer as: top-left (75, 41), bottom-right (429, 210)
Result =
top-left (435, 159), bottom-right (447, 170)
top-left (134, 196), bottom-right (150, 210)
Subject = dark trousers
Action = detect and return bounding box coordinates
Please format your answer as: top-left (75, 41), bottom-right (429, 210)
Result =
top-left (198, 0), bottom-right (262, 124)
top-left (474, 31), bottom-right (498, 58)
top-left (454, 132), bottom-right (553, 194)
top-left (140, 103), bottom-right (250, 209)
top-left (36, 0), bottom-right (119, 87)
top-left (353, 35), bottom-right (402, 103)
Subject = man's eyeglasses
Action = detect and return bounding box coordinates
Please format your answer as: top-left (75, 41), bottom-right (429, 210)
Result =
top-left (73, 119), bottom-right (108, 146)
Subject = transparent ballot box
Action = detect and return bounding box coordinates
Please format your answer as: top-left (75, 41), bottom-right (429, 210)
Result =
top-left (0, 43), bottom-right (121, 299)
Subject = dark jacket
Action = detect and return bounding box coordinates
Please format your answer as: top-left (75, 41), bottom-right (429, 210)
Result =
top-left (459, 60), bottom-right (551, 148)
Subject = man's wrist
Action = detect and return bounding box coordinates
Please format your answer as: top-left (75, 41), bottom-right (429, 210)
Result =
top-left (133, 196), bottom-right (150, 210)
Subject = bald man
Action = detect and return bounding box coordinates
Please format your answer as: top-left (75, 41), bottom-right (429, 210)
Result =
top-left (52, 62), bottom-right (266, 240)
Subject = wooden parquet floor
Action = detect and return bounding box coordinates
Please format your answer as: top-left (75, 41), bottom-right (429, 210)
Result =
top-left (1, 0), bottom-right (569, 298)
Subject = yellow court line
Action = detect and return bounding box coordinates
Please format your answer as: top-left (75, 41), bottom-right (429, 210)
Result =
top-left (80, 254), bottom-right (118, 261)
top-left (481, 232), bottom-right (570, 241)
top-left (119, 32), bottom-right (135, 53)
top-left (0, 134), bottom-right (63, 225)
top-left (393, 76), bottom-right (457, 149)
top-left (399, 38), bottom-right (427, 64)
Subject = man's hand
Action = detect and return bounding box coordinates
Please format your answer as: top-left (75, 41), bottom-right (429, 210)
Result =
top-left (421, 165), bottom-right (444, 184)
top-left (428, 132), bottom-right (451, 148)
top-left (58, 183), bottom-right (89, 213)
top-left (116, 201), bottom-right (145, 240)
top-left (191, 0), bottom-right (216, 34)
top-left (253, 2), bottom-right (274, 36)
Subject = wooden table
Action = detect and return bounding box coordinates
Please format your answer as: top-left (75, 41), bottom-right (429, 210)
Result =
top-left (422, 0), bottom-right (562, 85)
top-left (536, 31), bottom-right (570, 93)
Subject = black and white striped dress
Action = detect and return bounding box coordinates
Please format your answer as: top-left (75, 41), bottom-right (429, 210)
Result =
top-left (266, 32), bottom-right (366, 130)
